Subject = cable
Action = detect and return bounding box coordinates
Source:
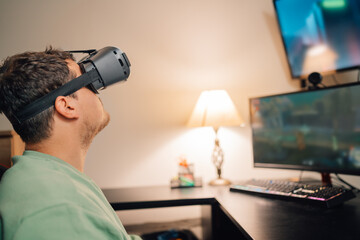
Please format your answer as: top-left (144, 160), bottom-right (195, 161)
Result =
top-left (334, 173), bottom-right (360, 192)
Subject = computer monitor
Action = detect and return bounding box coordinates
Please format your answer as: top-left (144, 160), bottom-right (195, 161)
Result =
top-left (273, 0), bottom-right (360, 79)
top-left (250, 83), bottom-right (360, 177)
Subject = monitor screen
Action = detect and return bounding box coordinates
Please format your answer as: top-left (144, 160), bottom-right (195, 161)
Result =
top-left (273, 0), bottom-right (360, 79)
top-left (250, 83), bottom-right (360, 176)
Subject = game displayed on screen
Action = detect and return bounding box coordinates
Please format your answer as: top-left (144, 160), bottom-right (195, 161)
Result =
top-left (274, 0), bottom-right (360, 78)
top-left (251, 84), bottom-right (360, 173)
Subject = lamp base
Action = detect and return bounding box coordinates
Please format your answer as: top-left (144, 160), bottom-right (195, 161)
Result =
top-left (209, 178), bottom-right (231, 186)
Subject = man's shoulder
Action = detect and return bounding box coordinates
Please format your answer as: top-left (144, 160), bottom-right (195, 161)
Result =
top-left (0, 155), bottom-right (80, 212)
top-left (2, 151), bottom-right (88, 192)
top-left (2, 155), bottom-right (73, 189)
top-left (0, 154), bottom-right (95, 237)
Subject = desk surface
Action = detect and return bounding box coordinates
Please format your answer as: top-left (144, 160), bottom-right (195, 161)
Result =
top-left (103, 185), bottom-right (360, 240)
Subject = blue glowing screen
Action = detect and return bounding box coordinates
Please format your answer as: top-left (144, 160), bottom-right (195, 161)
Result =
top-left (250, 83), bottom-right (360, 175)
top-left (274, 0), bottom-right (360, 78)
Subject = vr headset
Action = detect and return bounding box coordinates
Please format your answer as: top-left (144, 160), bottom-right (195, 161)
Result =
top-left (12, 46), bottom-right (131, 125)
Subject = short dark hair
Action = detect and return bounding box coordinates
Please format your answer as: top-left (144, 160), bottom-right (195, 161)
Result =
top-left (0, 47), bottom-right (76, 144)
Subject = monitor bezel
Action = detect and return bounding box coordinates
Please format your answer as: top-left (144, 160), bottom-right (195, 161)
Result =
top-left (250, 82), bottom-right (360, 176)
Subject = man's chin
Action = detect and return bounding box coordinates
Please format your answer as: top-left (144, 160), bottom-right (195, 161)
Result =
top-left (98, 112), bottom-right (110, 133)
top-left (80, 113), bottom-right (111, 149)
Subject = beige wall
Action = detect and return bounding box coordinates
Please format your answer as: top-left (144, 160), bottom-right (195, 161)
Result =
top-left (1, 0), bottom-right (359, 190)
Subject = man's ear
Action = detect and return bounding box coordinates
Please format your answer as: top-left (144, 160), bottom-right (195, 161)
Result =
top-left (54, 96), bottom-right (79, 119)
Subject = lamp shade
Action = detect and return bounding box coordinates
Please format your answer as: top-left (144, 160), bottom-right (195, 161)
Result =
top-left (187, 90), bottom-right (244, 130)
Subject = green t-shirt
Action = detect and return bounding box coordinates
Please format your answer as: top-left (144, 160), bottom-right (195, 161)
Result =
top-left (0, 151), bottom-right (141, 240)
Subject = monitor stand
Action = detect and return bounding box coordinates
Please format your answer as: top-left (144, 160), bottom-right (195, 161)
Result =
top-left (321, 172), bottom-right (332, 186)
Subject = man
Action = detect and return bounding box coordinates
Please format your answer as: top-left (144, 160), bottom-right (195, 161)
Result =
top-left (0, 48), bottom-right (141, 240)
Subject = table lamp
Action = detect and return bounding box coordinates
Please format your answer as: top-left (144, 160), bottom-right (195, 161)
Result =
top-left (187, 90), bottom-right (244, 186)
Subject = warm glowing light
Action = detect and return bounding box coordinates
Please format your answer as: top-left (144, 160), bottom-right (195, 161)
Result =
top-left (307, 44), bottom-right (328, 57)
top-left (187, 90), bottom-right (245, 130)
top-left (303, 44), bottom-right (338, 74)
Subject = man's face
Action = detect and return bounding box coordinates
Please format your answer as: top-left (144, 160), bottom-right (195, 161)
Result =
top-left (66, 59), bottom-right (110, 148)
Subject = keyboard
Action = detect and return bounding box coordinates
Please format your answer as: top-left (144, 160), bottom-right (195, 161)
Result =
top-left (230, 179), bottom-right (356, 208)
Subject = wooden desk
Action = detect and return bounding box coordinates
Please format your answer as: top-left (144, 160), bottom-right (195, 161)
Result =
top-left (102, 185), bottom-right (360, 240)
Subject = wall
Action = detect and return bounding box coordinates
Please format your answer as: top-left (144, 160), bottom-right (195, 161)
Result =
top-left (1, 0), bottom-right (359, 192)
